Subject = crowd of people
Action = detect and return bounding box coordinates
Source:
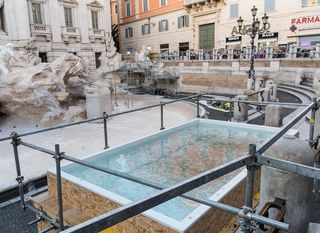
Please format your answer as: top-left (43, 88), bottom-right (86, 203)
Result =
top-left (159, 46), bottom-right (318, 61)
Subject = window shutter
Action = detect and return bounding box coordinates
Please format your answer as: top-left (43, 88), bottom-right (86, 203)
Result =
top-left (185, 15), bottom-right (189, 27)
top-left (158, 21), bottom-right (161, 32)
top-left (178, 16), bottom-right (182, 28)
top-left (165, 20), bottom-right (168, 30)
top-left (141, 25), bottom-right (144, 35)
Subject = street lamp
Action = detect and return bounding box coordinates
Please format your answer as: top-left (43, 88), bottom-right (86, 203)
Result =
top-left (236, 6), bottom-right (269, 90)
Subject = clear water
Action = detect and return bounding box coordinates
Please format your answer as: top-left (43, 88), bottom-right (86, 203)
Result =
top-left (63, 121), bottom-right (275, 221)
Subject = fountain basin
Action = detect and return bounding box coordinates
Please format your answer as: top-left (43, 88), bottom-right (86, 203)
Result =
top-left (46, 119), bottom-right (281, 232)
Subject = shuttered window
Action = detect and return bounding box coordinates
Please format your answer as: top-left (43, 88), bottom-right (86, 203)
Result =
top-left (160, 0), bottom-right (167, 6)
top-left (143, 0), bottom-right (148, 11)
top-left (159, 20), bottom-right (168, 32)
top-left (125, 27), bottom-right (133, 38)
top-left (141, 24), bottom-right (150, 35)
top-left (178, 15), bottom-right (189, 28)
top-left (126, 0), bottom-right (131, 16)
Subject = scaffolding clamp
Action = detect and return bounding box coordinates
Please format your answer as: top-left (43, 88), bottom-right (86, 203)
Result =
top-left (238, 206), bottom-right (255, 232)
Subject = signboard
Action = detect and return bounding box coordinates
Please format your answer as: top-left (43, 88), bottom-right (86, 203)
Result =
top-left (291, 15), bottom-right (320, 25)
top-left (226, 36), bottom-right (242, 43)
top-left (258, 32), bottom-right (278, 40)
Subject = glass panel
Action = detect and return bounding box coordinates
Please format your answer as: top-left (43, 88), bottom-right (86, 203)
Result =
top-left (230, 4), bottom-right (239, 19)
top-left (265, 0), bottom-right (275, 12)
top-left (143, 0), bottom-right (148, 11)
top-left (126, 1), bottom-right (131, 16)
top-left (32, 2), bottom-right (43, 24)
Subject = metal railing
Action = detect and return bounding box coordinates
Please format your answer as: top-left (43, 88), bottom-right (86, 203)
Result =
top-left (156, 46), bottom-right (320, 62)
top-left (2, 95), bottom-right (320, 233)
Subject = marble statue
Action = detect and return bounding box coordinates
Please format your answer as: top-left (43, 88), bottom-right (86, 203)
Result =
top-left (0, 43), bottom-right (15, 74)
top-left (98, 33), bottom-right (123, 73)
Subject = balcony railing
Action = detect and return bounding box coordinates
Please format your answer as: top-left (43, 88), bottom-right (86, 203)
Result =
top-left (89, 28), bottom-right (105, 36)
top-left (61, 26), bottom-right (80, 35)
top-left (30, 24), bottom-right (51, 34)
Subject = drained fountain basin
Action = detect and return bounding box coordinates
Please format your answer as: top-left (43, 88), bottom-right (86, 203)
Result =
top-left (47, 119), bottom-right (280, 232)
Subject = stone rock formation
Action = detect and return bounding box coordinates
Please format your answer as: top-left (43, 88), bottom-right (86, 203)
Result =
top-left (0, 50), bottom-right (88, 125)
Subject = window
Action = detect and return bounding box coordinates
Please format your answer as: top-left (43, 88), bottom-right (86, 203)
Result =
top-left (95, 53), bottom-right (101, 68)
top-left (32, 2), bottom-right (43, 24)
top-left (160, 0), bottom-right (167, 6)
top-left (230, 4), bottom-right (239, 19)
top-left (178, 15), bottom-right (189, 28)
top-left (302, 0), bottom-right (320, 6)
top-left (159, 20), bottom-right (168, 32)
top-left (39, 52), bottom-right (48, 63)
top-left (143, 0), bottom-right (149, 11)
top-left (126, 0), bottom-right (131, 16)
top-left (265, 0), bottom-right (275, 12)
top-left (115, 5), bottom-right (118, 14)
top-left (179, 42), bottom-right (189, 55)
top-left (91, 11), bottom-right (99, 29)
top-left (0, 6), bottom-right (4, 31)
top-left (64, 7), bottom-right (73, 27)
top-left (160, 44), bottom-right (169, 53)
top-left (125, 27), bottom-right (133, 38)
top-left (142, 24), bottom-right (150, 35)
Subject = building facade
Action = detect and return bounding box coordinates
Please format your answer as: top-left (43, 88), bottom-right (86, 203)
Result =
top-left (0, 0), bottom-right (112, 70)
top-left (118, 0), bottom-right (320, 54)
top-left (110, 0), bottom-right (118, 25)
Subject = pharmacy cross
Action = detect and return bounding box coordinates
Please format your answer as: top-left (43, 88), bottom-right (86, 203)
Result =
top-left (290, 24), bottom-right (297, 32)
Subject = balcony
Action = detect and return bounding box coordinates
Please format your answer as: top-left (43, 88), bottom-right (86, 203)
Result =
top-left (184, 0), bottom-right (222, 11)
top-left (89, 28), bottom-right (106, 43)
top-left (30, 24), bottom-right (52, 41)
top-left (61, 26), bottom-right (81, 43)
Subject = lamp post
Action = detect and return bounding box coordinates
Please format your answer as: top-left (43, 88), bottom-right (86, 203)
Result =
top-left (236, 6), bottom-right (269, 90)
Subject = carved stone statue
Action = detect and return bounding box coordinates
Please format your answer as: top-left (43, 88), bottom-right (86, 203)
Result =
top-left (135, 45), bottom-right (151, 62)
top-left (98, 33), bottom-right (123, 73)
top-left (0, 43), bottom-right (15, 74)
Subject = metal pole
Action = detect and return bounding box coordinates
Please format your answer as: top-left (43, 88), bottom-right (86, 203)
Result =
top-left (240, 144), bottom-right (256, 233)
top-left (55, 144), bottom-right (64, 231)
top-left (103, 112), bottom-right (109, 149)
top-left (309, 97), bottom-right (317, 147)
top-left (197, 96), bottom-right (200, 118)
top-left (160, 102), bottom-right (165, 130)
top-left (11, 132), bottom-right (26, 209)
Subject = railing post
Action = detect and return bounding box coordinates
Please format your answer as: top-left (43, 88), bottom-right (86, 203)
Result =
top-left (103, 112), bottom-right (110, 149)
top-left (55, 144), bottom-right (64, 231)
top-left (309, 98), bottom-right (317, 147)
top-left (11, 132), bottom-right (26, 209)
top-left (239, 144), bottom-right (256, 233)
top-left (160, 102), bottom-right (165, 130)
top-left (196, 95), bottom-right (201, 118)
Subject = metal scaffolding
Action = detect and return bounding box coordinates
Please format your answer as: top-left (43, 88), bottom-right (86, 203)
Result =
top-left (1, 95), bottom-right (320, 233)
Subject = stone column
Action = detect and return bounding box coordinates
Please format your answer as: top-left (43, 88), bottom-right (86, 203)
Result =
top-left (212, 49), bottom-right (218, 60)
top-left (12, 0), bottom-right (30, 40)
top-left (255, 78), bottom-right (264, 92)
top-left (265, 104), bottom-right (283, 127)
top-left (258, 88), bottom-right (270, 102)
top-left (198, 49), bottom-right (203, 60)
top-left (233, 95), bottom-right (248, 122)
top-left (227, 48), bottom-right (234, 60)
top-left (265, 80), bottom-right (278, 102)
